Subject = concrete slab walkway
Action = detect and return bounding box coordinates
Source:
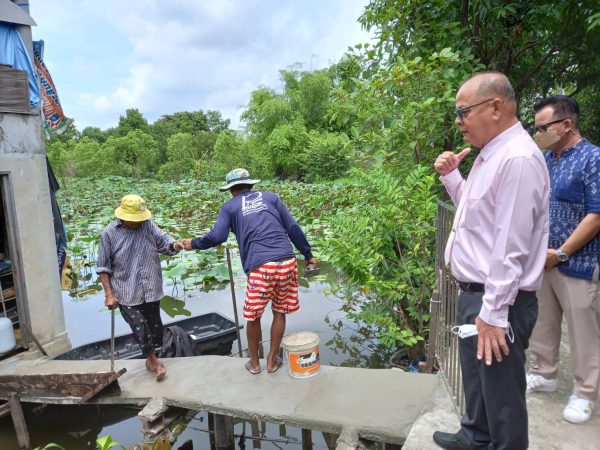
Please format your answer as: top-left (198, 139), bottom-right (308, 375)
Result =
top-left (0, 355), bottom-right (439, 446)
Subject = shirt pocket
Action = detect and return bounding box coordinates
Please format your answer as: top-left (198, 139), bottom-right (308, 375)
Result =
top-left (463, 198), bottom-right (482, 230)
top-left (553, 178), bottom-right (584, 203)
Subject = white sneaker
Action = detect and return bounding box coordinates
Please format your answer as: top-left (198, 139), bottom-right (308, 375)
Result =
top-left (526, 373), bottom-right (558, 393)
top-left (563, 395), bottom-right (594, 424)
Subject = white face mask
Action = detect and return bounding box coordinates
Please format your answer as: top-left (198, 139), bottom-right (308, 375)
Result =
top-left (533, 130), bottom-right (562, 149)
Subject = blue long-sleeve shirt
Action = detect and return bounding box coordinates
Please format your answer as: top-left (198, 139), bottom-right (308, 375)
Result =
top-left (191, 191), bottom-right (313, 274)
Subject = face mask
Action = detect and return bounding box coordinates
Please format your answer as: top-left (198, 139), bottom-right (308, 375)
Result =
top-left (533, 130), bottom-right (561, 149)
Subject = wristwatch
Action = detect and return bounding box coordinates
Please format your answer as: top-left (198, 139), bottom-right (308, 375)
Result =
top-left (556, 249), bottom-right (570, 263)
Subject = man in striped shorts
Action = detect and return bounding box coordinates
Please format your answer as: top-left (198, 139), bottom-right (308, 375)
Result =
top-left (97, 194), bottom-right (184, 381)
top-left (182, 168), bottom-right (316, 374)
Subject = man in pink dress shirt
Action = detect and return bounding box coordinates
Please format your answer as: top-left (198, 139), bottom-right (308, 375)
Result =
top-left (432, 72), bottom-right (550, 450)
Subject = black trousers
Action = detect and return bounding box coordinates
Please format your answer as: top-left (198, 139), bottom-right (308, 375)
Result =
top-left (457, 290), bottom-right (538, 450)
top-left (118, 301), bottom-right (163, 357)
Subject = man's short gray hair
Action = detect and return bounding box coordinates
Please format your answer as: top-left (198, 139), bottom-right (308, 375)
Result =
top-left (471, 72), bottom-right (516, 104)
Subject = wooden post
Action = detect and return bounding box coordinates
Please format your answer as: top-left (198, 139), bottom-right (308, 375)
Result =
top-left (321, 432), bottom-right (337, 450)
top-left (250, 418), bottom-right (260, 449)
top-left (19, 321), bottom-right (48, 357)
top-left (425, 288), bottom-right (440, 374)
top-left (214, 414), bottom-right (234, 450)
top-left (301, 428), bottom-right (313, 450)
top-left (207, 412), bottom-right (216, 450)
top-left (177, 440), bottom-right (193, 450)
top-left (8, 393), bottom-right (31, 450)
top-left (258, 327), bottom-right (264, 359)
top-left (225, 247), bottom-right (243, 357)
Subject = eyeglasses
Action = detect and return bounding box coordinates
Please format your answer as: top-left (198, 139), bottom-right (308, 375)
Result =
top-left (531, 118), bottom-right (567, 134)
top-left (455, 98), bottom-right (494, 121)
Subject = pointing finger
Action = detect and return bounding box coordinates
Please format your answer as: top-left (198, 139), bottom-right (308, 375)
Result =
top-left (456, 147), bottom-right (471, 162)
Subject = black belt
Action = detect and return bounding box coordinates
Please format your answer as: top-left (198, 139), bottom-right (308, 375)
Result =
top-left (457, 281), bottom-right (485, 292)
top-left (456, 281), bottom-right (535, 296)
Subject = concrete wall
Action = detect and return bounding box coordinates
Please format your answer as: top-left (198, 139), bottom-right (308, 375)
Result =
top-left (0, 113), bottom-right (70, 356)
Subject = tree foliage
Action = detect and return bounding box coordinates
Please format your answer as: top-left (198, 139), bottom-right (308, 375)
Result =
top-left (322, 166), bottom-right (437, 351)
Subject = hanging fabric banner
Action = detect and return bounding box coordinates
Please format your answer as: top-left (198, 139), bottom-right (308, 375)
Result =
top-left (33, 39), bottom-right (69, 135)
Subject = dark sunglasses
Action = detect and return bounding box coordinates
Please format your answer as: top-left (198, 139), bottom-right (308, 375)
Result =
top-left (455, 98), bottom-right (494, 121)
top-left (530, 118), bottom-right (567, 134)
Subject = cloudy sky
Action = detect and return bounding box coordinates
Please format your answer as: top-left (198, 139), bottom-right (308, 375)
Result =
top-left (30, 1), bottom-right (372, 131)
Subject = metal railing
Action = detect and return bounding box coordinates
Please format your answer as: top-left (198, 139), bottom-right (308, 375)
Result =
top-left (433, 200), bottom-right (465, 415)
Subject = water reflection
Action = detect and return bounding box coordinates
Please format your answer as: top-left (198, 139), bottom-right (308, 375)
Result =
top-left (0, 404), bottom-right (138, 449)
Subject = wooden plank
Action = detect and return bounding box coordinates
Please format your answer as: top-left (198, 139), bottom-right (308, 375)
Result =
top-left (78, 368), bottom-right (127, 404)
top-left (19, 321), bottom-right (48, 357)
top-left (0, 401), bottom-right (10, 420)
top-left (0, 369), bottom-right (126, 403)
top-left (214, 414), bottom-right (234, 450)
top-left (8, 393), bottom-right (31, 450)
top-left (0, 67), bottom-right (29, 114)
top-left (302, 428), bottom-right (313, 450)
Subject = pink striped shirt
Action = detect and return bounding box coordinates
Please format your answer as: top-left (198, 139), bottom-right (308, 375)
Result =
top-left (441, 122), bottom-right (550, 327)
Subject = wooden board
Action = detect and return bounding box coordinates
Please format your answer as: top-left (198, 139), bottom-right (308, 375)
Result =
top-left (0, 65), bottom-right (30, 114)
top-left (0, 368), bottom-right (127, 404)
top-left (0, 401), bottom-right (10, 420)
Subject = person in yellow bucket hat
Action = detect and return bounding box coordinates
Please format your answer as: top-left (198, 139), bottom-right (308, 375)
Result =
top-left (97, 194), bottom-right (185, 381)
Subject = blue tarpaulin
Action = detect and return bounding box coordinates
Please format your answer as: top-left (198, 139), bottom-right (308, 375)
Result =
top-left (0, 21), bottom-right (40, 108)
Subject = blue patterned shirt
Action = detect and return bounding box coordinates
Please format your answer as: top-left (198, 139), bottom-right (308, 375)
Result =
top-left (545, 140), bottom-right (600, 280)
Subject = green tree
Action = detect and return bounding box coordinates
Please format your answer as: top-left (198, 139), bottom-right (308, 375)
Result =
top-left (206, 110), bottom-right (231, 133)
top-left (304, 131), bottom-right (349, 182)
top-left (71, 138), bottom-right (119, 177)
top-left (267, 120), bottom-right (310, 179)
top-left (241, 87), bottom-right (294, 138)
top-left (104, 130), bottom-right (159, 177)
top-left (115, 108), bottom-right (149, 137)
top-left (322, 166), bottom-right (437, 353)
top-left (282, 68), bottom-right (332, 130)
top-left (359, 0), bottom-right (600, 105)
top-left (150, 110), bottom-right (228, 164)
top-left (160, 131), bottom-right (218, 180)
top-left (331, 47), bottom-right (479, 170)
top-left (211, 131), bottom-right (274, 180)
top-left (46, 139), bottom-right (77, 179)
top-left (80, 126), bottom-right (109, 143)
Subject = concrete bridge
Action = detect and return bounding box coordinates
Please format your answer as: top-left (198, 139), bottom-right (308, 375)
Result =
top-left (0, 354), bottom-right (440, 448)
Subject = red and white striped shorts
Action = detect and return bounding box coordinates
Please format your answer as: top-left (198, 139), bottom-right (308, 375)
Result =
top-left (243, 258), bottom-right (299, 320)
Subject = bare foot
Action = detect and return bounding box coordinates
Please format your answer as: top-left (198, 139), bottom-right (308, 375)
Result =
top-left (266, 356), bottom-right (283, 373)
top-left (146, 356), bottom-right (167, 381)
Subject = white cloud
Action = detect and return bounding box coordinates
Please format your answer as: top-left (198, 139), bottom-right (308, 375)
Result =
top-left (32, 0), bottom-right (372, 130)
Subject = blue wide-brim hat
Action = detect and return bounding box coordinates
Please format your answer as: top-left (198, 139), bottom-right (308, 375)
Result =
top-left (219, 168), bottom-right (261, 192)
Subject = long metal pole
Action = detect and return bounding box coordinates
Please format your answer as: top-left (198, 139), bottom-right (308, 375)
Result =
top-left (226, 247), bottom-right (243, 357)
top-left (110, 308), bottom-right (115, 371)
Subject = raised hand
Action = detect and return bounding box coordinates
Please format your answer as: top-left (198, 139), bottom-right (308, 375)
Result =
top-left (434, 148), bottom-right (471, 176)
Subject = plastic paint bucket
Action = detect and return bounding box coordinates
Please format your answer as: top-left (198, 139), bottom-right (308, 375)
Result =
top-left (281, 331), bottom-right (320, 379)
top-left (0, 317), bottom-right (16, 354)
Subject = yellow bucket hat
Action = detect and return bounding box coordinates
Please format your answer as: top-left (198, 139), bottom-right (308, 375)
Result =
top-left (115, 194), bottom-right (152, 222)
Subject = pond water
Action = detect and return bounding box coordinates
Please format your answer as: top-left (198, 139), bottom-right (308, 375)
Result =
top-left (0, 255), bottom-right (389, 449)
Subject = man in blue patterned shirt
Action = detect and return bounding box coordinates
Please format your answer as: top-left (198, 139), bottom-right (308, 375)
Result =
top-left (526, 96), bottom-right (600, 424)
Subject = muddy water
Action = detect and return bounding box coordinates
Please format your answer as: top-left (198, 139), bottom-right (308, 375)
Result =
top-left (0, 261), bottom-right (385, 449)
